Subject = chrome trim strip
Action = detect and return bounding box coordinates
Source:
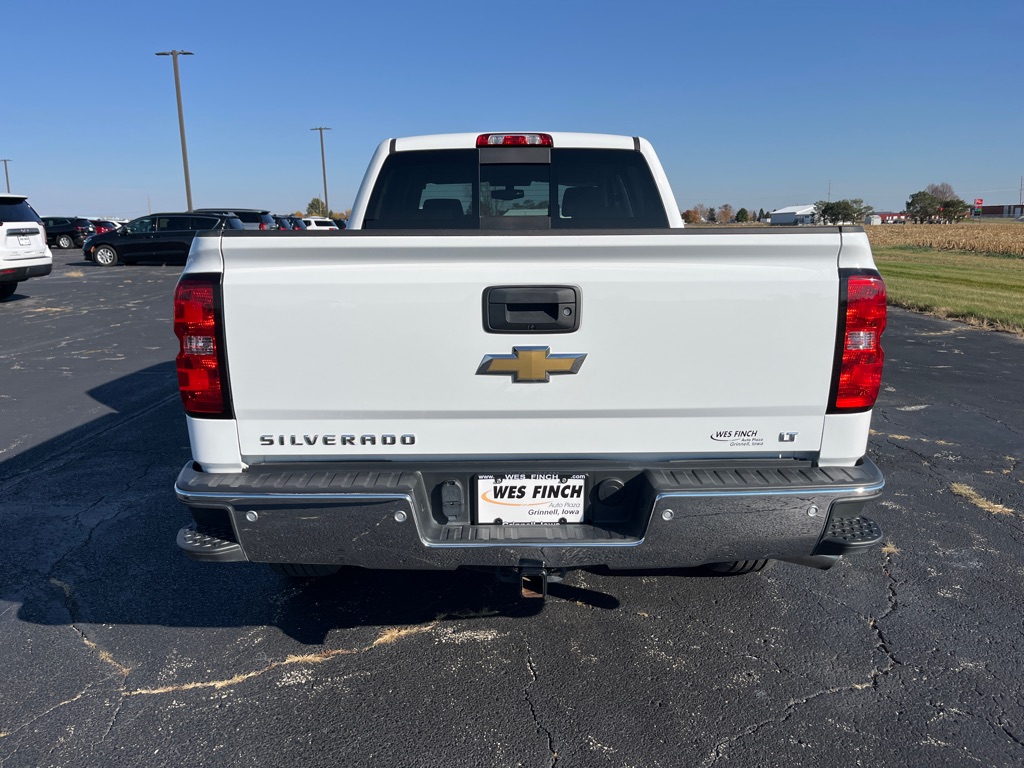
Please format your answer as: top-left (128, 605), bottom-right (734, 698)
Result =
top-left (422, 538), bottom-right (643, 550)
top-left (174, 487), bottom-right (412, 505)
top-left (654, 479), bottom-right (884, 501)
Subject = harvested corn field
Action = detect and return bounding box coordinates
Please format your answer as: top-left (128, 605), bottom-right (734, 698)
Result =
top-left (865, 221), bottom-right (1024, 257)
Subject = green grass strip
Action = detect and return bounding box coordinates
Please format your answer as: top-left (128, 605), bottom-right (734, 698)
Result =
top-left (873, 246), bottom-right (1024, 334)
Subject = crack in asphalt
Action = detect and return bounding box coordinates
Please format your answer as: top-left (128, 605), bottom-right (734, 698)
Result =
top-left (866, 552), bottom-right (900, 687)
top-left (524, 639), bottom-right (557, 767)
top-left (0, 393), bottom-right (179, 492)
top-left (0, 614), bottom-right (447, 759)
top-left (0, 574), bottom-right (449, 752)
top-left (128, 620), bottom-right (440, 697)
top-left (700, 553), bottom-right (903, 767)
top-left (1001, 724), bottom-right (1024, 749)
top-left (0, 681), bottom-right (102, 757)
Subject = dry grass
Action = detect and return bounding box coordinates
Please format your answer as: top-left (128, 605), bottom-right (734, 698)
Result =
top-left (950, 483), bottom-right (1015, 516)
top-left (865, 221), bottom-right (1024, 257)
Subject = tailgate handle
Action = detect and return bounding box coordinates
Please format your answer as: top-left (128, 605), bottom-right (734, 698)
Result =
top-left (484, 286), bottom-right (579, 333)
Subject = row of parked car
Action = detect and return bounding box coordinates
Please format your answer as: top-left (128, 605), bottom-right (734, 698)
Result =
top-left (2, 196), bottom-right (351, 301)
top-left (37, 217), bottom-right (120, 249)
top-left (79, 210), bottom-right (348, 266)
top-left (42, 211), bottom-right (346, 247)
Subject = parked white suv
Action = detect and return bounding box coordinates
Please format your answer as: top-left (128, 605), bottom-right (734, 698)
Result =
top-left (301, 217), bottom-right (339, 230)
top-left (1, 194), bottom-right (52, 301)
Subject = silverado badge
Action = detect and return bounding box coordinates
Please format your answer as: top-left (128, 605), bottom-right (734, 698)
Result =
top-left (476, 346), bottom-right (587, 383)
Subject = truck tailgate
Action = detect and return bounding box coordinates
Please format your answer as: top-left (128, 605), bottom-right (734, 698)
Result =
top-left (218, 231), bottom-right (843, 462)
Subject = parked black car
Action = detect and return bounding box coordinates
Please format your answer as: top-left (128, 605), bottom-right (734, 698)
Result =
top-left (41, 217), bottom-right (95, 249)
top-left (273, 215), bottom-right (307, 230)
top-left (194, 208), bottom-right (276, 231)
top-left (82, 212), bottom-right (243, 267)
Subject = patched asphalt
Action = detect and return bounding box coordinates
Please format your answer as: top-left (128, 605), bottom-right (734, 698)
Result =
top-left (1, 251), bottom-right (1021, 767)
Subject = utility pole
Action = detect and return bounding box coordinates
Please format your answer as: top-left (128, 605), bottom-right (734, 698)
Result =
top-left (310, 127), bottom-right (331, 217)
top-left (156, 50), bottom-right (195, 211)
top-left (1, 159), bottom-right (10, 193)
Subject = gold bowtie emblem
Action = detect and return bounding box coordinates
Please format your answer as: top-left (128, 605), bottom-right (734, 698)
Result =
top-left (476, 346), bottom-right (587, 383)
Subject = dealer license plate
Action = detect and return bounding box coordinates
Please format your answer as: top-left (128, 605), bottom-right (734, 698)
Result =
top-left (476, 473), bottom-right (587, 525)
top-left (18, 235), bottom-right (31, 246)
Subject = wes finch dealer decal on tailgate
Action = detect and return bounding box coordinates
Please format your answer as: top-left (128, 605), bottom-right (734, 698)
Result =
top-left (710, 430), bottom-right (765, 448)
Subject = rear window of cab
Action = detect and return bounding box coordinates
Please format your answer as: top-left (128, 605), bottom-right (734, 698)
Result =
top-left (363, 148), bottom-right (668, 230)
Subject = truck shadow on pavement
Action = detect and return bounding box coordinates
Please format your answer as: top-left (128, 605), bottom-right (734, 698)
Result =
top-left (3, 363), bottom-right (626, 645)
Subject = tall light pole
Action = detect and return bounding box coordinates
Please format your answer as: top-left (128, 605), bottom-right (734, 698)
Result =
top-left (310, 127), bottom-right (331, 217)
top-left (0, 159), bottom-right (10, 193)
top-left (156, 50), bottom-right (194, 211)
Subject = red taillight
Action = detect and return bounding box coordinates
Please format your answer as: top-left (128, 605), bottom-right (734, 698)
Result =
top-left (259, 222), bottom-right (268, 230)
top-left (174, 276), bottom-right (230, 417)
top-left (476, 133), bottom-right (553, 147)
top-left (832, 274), bottom-right (887, 412)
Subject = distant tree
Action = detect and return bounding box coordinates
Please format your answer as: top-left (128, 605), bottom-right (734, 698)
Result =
top-left (813, 200), bottom-right (830, 223)
top-left (735, 207), bottom-right (749, 223)
top-left (706, 206), bottom-right (716, 223)
top-left (815, 198), bottom-right (872, 224)
top-left (682, 208), bottom-right (703, 225)
top-left (693, 203), bottom-right (711, 222)
top-left (835, 200), bottom-right (858, 224)
top-left (758, 208), bottom-right (766, 222)
top-left (849, 198), bottom-right (874, 223)
top-left (306, 197), bottom-right (327, 216)
top-left (905, 191), bottom-right (942, 223)
top-left (940, 198), bottom-right (970, 222)
top-left (717, 204), bottom-right (734, 223)
top-left (925, 182), bottom-right (958, 202)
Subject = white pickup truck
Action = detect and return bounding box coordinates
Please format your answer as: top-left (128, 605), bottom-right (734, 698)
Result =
top-left (173, 132), bottom-right (887, 595)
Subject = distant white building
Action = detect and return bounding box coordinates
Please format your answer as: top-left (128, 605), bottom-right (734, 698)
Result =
top-left (769, 205), bottom-right (816, 226)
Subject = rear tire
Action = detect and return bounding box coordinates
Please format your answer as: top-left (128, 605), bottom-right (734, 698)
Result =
top-left (268, 563), bottom-right (343, 578)
top-left (93, 244), bottom-right (118, 266)
top-left (57, 234), bottom-right (74, 249)
top-left (702, 559), bottom-right (773, 576)
top-left (0, 283), bottom-right (17, 300)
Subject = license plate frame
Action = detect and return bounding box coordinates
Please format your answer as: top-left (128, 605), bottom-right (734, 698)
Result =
top-left (18, 235), bottom-right (31, 246)
top-left (475, 472), bottom-right (587, 525)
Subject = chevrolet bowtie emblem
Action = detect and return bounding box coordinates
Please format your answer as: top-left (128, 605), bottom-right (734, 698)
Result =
top-left (476, 346), bottom-right (587, 383)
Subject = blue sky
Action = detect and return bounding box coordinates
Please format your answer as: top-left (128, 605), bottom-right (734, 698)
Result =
top-left (5, 0), bottom-right (1022, 219)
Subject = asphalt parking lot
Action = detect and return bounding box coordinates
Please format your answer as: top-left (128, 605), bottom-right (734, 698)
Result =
top-left (1, 250), bottom-right (1022, 767)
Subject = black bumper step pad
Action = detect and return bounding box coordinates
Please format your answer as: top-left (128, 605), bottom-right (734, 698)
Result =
top-left (176, 523), bottom-right (246, 562)
top-left (814, 515), bottom-right (883, 555)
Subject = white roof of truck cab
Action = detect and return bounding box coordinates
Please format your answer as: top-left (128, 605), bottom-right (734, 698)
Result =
top-left (393, 132), bottom-right (639, 151)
